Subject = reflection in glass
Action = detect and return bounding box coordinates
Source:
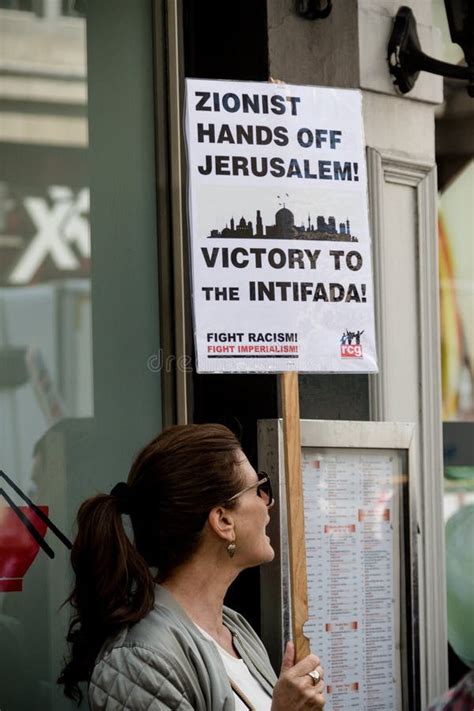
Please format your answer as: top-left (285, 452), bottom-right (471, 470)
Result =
top-left (439, 160), bottom-right (474, 423)
top-left (0, 2), bottom-right (90, 708)
top-left (439, 155), bottom-right (474, 686)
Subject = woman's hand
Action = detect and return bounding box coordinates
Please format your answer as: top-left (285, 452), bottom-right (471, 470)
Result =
top-left (271, 641), bottom-right (325, 710)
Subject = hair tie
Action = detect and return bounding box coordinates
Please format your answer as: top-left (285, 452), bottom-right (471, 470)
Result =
top-left (110, 482), bottom-right (133, 515)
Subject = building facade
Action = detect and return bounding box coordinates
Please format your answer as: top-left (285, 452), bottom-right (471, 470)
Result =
top-left (0, 1), bottom-right (472, 709)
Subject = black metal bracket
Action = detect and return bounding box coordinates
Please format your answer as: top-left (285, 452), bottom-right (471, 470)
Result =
top-left (387, 6), bottom-right (474, 97)
top-left (295, 0), bottom-right (332, 21)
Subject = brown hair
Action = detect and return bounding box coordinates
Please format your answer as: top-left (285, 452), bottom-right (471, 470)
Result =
top-left (58, 423), bottom-right (243, 704)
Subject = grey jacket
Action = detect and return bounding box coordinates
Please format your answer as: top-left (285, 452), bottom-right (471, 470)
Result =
top-left (89, 585), bottom-right (277, 710)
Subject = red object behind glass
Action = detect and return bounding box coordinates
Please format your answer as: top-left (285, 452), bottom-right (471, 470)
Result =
top-left (0, 469), bottom-right (72, 593)
top-left (0, 505), bottom-right (49, 592)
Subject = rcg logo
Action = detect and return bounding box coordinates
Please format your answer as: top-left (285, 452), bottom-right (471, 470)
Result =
top-left (340, 329), bottom-right (364, 358)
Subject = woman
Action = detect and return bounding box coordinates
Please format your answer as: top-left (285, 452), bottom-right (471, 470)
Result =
top-left (59, 423), bottom-right (325, 709)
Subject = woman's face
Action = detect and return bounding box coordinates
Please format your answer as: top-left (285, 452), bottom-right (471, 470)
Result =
top-left (230, 453), bottom-right (275, 567)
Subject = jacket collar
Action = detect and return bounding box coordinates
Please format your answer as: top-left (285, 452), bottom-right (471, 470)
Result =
top-left (154, 584), bottom-right (275, 694)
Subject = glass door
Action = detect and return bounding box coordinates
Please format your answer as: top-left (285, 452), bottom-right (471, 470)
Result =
top-left (0, 2), bottom-right (162, 708)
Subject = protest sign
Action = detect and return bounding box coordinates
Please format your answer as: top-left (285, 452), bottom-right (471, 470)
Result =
top-left (185, 78), bottom-right (378, 373)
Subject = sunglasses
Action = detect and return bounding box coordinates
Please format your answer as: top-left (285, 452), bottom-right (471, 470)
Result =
top-left (225, 472), bottom-right (274, 508)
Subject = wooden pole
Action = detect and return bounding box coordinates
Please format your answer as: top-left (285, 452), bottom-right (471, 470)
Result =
top-left (280, 371), bottom-right (310, 660)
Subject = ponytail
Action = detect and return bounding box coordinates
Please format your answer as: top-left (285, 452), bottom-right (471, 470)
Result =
top-left (58, 493), bottom-right (155, 704)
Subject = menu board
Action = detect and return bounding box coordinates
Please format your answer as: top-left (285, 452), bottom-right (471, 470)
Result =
top-left (258, 420), bottom-right (418, 711)
top-left (301, 448), bottom-right (401, 711)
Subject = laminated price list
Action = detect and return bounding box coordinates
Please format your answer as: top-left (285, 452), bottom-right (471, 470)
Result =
top-left (302, 448), bottom-right (398, 711)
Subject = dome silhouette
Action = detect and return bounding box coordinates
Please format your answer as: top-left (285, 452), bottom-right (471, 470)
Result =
top-left (275, 207), bottom-right (294, 232)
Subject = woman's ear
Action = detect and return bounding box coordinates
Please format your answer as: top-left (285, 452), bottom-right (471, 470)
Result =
top-left (207, 506), bottom-right (235, 542)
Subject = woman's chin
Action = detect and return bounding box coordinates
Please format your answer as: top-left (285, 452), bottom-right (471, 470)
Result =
top-left (264, 541), bottom-right (275, 562)
top-left (243, 538), bottom-right (275, 567)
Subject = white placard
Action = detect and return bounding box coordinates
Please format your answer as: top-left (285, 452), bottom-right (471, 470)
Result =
top-left (302, 448), bottom-right (400, 711)
top-left (185, 78), bottom-right (378, 373)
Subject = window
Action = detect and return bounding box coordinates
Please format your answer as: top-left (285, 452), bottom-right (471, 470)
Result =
top-left (0, 4), bottom-right (161, 708)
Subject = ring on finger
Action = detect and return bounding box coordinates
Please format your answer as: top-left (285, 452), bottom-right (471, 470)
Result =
top-left (307, 669), bottom-right (321, 686)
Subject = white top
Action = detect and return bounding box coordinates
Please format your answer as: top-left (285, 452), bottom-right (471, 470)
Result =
top-left (196, 625), bottom-right (273, 711)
